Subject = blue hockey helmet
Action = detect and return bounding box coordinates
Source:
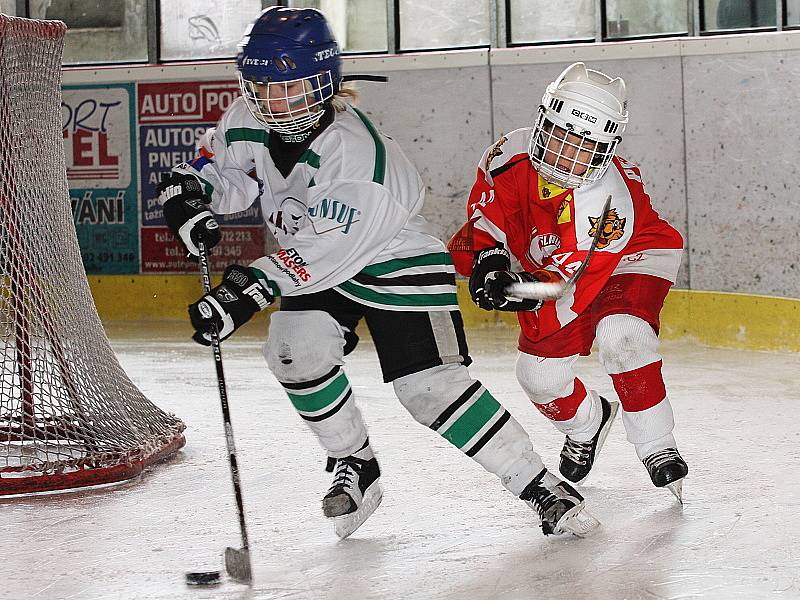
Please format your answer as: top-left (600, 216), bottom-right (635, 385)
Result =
top-left (236, 7), bottom-right (342, 134)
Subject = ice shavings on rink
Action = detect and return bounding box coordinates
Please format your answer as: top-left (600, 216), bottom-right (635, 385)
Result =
top-left (1, 323), bottom-right (798, 600)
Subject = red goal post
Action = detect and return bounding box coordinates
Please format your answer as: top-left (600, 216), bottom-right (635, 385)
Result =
top-left (0, 15), bottom-right (186, 495)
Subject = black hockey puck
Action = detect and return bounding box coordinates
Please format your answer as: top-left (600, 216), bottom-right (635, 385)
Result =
top-left (185, 571), bottom-right (222, 586)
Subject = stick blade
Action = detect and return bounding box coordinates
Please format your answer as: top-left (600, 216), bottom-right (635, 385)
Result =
top-left (505, 281), bottom-right (566, 300)
top-left (224, 546), bottom-right (253, 584)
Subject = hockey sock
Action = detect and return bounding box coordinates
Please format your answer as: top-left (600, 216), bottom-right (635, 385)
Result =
top-left (282, 366), bottom-right (369, 458)
top-left (610, 360), bottom-right (676, 458)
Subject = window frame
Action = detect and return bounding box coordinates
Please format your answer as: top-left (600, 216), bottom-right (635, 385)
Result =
top-left (395, 0), bottom-right (492, 53)
top-left (504, 0), bottom-right (596, 48)
top-left (600, 0), bottom-right (691, 42)
top-left (25, 0), bottom-right (790, 66)
top-left (698, 0), bottom-right (782, 35)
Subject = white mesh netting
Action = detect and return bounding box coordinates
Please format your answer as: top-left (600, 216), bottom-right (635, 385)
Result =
top-left (0, 15), bottom-right (185, 495)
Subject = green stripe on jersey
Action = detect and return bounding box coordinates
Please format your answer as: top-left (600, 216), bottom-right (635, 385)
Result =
top-left (298, 149), bottom-right (321, 169)
top-left (440, 391), bottom-right (501, 449)
top-left (337, 280), bottom-right (457, 308)
top-left (225, 127), bottom-right (269, 147)
top-left (351, 107), bottom-right (386, 184)
top-left (286, 371), bottom-right (349, 413)
top-left (194, 174), bottom-right (215, 198)
top-left (360, 252), bottom-right (453, 277)
top-left (250, 266), bottom-right (282, 298)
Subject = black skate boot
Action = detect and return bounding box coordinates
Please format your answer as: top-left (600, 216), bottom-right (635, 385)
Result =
top-left (322, 441), bottom-right (382, 539)
top-left (559, 396), bottom-right (619, 484)
top-left (519, 469), bottom-right (600, 536)
top-left (642, 448), bottom-right (688, 503)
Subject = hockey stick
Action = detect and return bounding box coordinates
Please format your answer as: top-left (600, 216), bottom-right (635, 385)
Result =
top-left (506, 194), bottom-right (613, 300)
top-left (196, 240), bottom-right (253, 585)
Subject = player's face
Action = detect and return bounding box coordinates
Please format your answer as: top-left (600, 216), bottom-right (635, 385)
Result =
top-left (541, 124), bottom-right (597, 177)
top-left (253, 79), bottom-right (315, 119)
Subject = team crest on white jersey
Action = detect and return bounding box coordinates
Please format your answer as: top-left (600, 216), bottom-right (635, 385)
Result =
top-left (308, 197), bottom-right (361, 234)
top-left (527, 227), bottom-right (561, 265)
top-left (267, 196), bottom-right (307, 234)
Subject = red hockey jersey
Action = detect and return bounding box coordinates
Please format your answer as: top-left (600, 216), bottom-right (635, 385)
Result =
top-left (449, 128), bottom-right (683, 342)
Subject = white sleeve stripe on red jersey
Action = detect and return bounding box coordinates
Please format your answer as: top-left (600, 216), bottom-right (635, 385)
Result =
top-left (472, 207), bottom-right (509, 248)
top-left (611, 249), bottom-right (682, 283)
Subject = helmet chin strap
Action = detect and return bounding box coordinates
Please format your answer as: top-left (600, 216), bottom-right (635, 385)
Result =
top-left (275, 109), bottom-right (327, 143)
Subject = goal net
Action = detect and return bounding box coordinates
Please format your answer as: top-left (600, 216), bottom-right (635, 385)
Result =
top-left (0, 15), bottom-right (186, 495)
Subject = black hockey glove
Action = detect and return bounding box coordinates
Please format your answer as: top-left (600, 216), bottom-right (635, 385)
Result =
top-left (484, 271), bottom-right (544, 312)
top-left (188, 265), bottom-right (276, 345)
top-left (469, 244), bottom-right (512, 310)
top-left (157, 172), bottom-right (221, 260)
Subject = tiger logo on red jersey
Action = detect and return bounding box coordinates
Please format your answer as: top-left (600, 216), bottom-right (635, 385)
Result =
top-left (588, 208), bottom-right (625, 249)
top-left (484, 135), bottom-right (507, 171)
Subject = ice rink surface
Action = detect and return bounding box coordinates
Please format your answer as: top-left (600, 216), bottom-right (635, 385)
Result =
top-left (2, 323), bottom-right (799, 600)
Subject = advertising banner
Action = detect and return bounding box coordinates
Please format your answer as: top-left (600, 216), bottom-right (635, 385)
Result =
top-left (137, 81), bottom-right (264, 273)
top-left (63, 83), bottom-right (139, 274)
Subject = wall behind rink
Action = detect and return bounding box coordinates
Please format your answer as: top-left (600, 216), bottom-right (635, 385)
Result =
top-left (62, 32), bottom-right (800, 312)
top-left (683, 47), bottom-right (800, 297)
top-left (348, 55), bottom-right (493, 249)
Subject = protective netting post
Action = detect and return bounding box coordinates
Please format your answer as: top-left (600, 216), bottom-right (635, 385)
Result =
top-left (0, 15), bottom-right (186, 495)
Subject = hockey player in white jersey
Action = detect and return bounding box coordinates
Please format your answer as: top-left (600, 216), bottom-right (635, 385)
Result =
top-left (157, 7), bottom-right (599, 539)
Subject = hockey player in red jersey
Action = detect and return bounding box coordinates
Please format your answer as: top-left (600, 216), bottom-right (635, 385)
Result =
top-left (449, 62), bottom-right (688, 501)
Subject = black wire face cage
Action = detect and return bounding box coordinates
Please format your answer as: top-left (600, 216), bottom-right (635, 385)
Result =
top-left (238, 71), bottom-right (334, 134)
top-left (528, 111), bottom-right (619, 189)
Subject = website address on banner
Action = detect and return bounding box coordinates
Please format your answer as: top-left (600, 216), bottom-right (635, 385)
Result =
top-left (142, 260), bottom-right (224, 271)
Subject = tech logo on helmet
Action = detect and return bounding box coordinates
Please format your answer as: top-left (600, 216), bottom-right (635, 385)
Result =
top-left (570, 108), bottom-right (597, 123)
top-left (241, 57), bottom-right (270, 67)
top-left (314, 47), bottom-right (339, 62)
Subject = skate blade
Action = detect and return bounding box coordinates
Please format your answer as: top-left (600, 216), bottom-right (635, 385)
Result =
top-left (666, 478), bottom-right (684, 504)
top-left (574, 400), bottom-right (619, 485)
top-left (332, 482), bottom-right (383, 539)
top-left (224, 546), bottom-right (253, 584)
top-left (554, 502), bottom-right (600, 537)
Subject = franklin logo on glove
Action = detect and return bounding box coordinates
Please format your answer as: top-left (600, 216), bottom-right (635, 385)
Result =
top-left (156, 172), bottom-right (221, 259)
top-left (188, 265), bottom-right (276, 345)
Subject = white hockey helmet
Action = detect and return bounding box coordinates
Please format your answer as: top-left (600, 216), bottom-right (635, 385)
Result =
top-left (528, 62), bottom-right (628, 189)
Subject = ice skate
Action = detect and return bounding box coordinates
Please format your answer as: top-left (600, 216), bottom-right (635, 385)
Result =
top-left (322, 443), bottom-right (382, 539)
top-left (559, 396), bottom-right (619, 484)
top-left (519, 469), bottom-right (600, 536)
top-left (642, 447), bottom-right (688, 503)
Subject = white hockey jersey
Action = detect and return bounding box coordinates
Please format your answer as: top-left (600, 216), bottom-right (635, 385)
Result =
top-left (174, 98), bottom-right (458, 312)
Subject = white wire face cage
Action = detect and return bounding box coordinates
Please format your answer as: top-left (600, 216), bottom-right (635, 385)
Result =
top-left (238, 71), bottom-right (334, 135)
top-left (528, 110), bottom-right (619, 189)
